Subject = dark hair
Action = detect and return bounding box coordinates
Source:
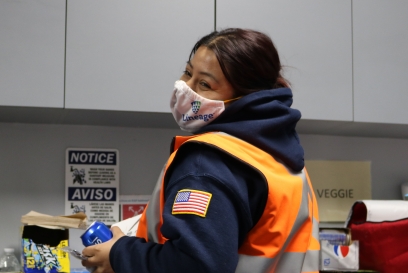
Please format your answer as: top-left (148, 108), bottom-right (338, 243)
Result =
top-left (189, 28), bottom-right (289, 96)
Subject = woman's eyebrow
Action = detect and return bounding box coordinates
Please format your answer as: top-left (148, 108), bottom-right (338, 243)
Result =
top-left (186, 61), bottom-right (219, 83)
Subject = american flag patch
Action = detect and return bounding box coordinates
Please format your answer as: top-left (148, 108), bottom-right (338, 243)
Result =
top-left (172, 189), bottom-right (212, 217)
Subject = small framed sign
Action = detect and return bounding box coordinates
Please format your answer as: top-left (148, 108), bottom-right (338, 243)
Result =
top-left (119, 195), bottom-right (151, 221)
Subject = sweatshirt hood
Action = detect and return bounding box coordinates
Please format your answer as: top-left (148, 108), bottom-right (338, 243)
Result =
top-left (195, 87), bottom-right (304, 172)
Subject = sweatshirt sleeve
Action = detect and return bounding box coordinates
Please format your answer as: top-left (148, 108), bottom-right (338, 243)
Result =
top-left (109, 143), bottom-right (264, 273)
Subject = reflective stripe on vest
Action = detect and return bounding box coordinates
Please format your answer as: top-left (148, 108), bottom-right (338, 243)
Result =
top-left (136, 132), bottom-right (320, 273)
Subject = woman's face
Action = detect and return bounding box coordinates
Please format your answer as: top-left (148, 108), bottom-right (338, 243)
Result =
top-left (180, 46), bottom-right (235, 101)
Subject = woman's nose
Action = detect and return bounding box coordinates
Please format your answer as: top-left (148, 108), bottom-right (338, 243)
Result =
top-left (185, 79), bottom-right (196, 92)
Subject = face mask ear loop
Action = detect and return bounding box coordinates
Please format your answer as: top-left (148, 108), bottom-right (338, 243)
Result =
top-left (223, 96), bottom-right (243, 104)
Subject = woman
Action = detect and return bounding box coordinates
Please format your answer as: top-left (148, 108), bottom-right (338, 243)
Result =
top-left (82, 28), bottom-right (320, 273)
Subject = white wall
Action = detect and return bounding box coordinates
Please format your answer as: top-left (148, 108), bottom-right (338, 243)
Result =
top-left (300, 134), bottom-right (408, 200)
top-left (0, 122), bottom-right (183, 267)
top-left (1, 122), bottom-right (408, 267)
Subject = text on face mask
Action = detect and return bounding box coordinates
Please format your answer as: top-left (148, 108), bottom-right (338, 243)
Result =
top-left (182, 113), bottom-right (214, 122)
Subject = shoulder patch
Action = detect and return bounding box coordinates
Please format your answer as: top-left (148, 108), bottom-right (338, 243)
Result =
top-left (172, 189), bottom-right (212, 217)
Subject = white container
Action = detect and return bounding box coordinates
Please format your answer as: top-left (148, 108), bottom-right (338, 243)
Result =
top-left (320, 240), bottom-right (359, 271)
top-left (0, 248), bottom-right (21, 273)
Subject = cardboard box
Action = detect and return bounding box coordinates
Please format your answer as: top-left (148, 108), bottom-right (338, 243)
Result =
top-left (20, 211), bottom-right (87, 273)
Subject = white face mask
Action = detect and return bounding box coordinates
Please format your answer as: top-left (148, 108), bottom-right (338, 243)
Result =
top-left (170, 80), bottom-right (226, 133)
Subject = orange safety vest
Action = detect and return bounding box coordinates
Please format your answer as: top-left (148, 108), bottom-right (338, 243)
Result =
top-left (137, 132), bottom-right (320, 273)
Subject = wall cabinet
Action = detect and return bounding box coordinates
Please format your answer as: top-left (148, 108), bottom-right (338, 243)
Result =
top-left (0, 0), bottom-right (66, 108)
top-left (353, 0), bottom-right (408, 125)
top-left (1, 0), bottom-right (407, 138)
top-left (65, 0), bottom-right (214, 112)
top-left (217, 0), bottom-right (353, 122)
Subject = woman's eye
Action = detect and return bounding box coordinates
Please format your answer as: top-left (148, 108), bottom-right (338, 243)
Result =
top-left (200, 81), bottom-right (211, 89)
top-left (183, 70), bottom-right (192, 77)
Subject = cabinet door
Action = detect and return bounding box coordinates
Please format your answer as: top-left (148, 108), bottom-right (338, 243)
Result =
top-left (65, 0), bottom-right (214, 112)
top-left (353, 1), bottom-right (408, 124)
top-left (217, 0), bottom-right (353, 121)
top-left (0, 0), bottom-right (66, 108)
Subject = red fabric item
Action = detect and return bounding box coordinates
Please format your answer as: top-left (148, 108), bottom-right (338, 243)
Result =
top-left (347, 202), bottom-right (408, 273)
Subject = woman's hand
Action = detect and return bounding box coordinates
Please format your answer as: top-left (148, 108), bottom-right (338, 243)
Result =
top-left (82, 226), bottom-right (125, 273)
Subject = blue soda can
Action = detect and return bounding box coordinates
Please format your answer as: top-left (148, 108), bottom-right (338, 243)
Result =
top-left (81, 221), bottom-right (113, 246)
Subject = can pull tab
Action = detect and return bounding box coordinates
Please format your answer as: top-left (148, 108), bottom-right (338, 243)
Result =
top-left (59, 247), bottom-right (88, 260)
top-left (59, 247), bottom-right (95, 272)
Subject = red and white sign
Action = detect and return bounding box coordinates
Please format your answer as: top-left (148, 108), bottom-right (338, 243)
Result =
top-left (119, 195), bottom-right (150, 221)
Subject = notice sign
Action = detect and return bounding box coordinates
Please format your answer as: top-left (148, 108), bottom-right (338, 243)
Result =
top-left (306, 160), bottom-right (371, 223)
top-left (65, 148), bottom-right (119, 224)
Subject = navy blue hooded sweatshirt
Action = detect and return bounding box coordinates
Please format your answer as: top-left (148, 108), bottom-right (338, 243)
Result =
top-left (110, 88), bottom-right (304, 273)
